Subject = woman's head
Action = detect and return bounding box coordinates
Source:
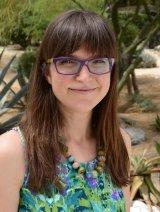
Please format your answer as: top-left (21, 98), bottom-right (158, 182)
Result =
top-left (40, 10), bottom-right (116, 114)
top-left (20, 10), bottom-right (130, 193)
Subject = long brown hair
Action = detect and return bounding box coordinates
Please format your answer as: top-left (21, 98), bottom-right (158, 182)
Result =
top-left (19, 9), bottom-right (130, 194)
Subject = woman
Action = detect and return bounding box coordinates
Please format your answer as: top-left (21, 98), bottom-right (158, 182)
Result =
top-left (0, 10), bottom-right (131, 211)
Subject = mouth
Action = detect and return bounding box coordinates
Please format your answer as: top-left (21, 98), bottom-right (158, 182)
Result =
top-left (69, 88), bottom-right (97, 93)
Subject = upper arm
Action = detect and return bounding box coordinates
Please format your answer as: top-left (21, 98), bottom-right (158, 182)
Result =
top-left (0, 130), bottom-right (25, 212)
top-left (120, 127), bottom-right (132, 212)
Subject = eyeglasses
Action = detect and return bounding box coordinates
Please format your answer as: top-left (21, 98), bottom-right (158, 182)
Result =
top-left (46, 56), bottom-right (115, 75)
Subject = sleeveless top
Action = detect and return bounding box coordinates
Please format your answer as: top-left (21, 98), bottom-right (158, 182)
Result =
top-left (12, 126), bottom-right (126, 212)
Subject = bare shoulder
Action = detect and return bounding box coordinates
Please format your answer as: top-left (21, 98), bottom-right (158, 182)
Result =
top-left (0, 130), bottom-right (24, 184)
top-left (120, 127), bottom-right (132, 156)
top-left (0, 129), bottom-right (25, 210)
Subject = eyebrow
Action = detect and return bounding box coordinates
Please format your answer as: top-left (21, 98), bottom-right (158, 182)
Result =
top-left (67, 54), bottom-right (99, 60)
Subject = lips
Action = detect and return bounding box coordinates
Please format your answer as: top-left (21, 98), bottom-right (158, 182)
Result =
top-left (69, 88), bottom-right (96, 91)
top-left (69, 88), bottom-right (96, 93)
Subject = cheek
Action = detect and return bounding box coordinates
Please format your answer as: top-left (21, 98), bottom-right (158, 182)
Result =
top-left (50, 74), bottom-right (71, 98)
top-left (98, 76), bottom-right (111, 95)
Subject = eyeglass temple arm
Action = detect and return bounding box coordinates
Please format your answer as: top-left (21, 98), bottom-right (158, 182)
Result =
top-left (46, 59), bottom-right (52, 64)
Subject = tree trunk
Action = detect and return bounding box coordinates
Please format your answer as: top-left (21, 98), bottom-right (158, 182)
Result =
top-left (127, 75), bottom-right (133, 95)
top-left (131, 71), bottom-right (139, 94)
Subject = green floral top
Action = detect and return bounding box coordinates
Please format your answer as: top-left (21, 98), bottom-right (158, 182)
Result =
top-left (13, 127), bottom-right (126, 212)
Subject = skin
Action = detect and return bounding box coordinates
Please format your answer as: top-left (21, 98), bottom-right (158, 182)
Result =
top-left (45, 48), bottom-right (111, 149)
top-left (0, 47), bottom-right (131, 211)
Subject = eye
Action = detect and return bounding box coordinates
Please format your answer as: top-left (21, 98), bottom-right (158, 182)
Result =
top-left (58, 59), bottom-right (77, 65)
top-left (92, 59), bottom-right (106, 64)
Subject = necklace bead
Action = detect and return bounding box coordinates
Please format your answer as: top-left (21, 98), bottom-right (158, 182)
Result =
top-left (96, 166), bottom-right (104, 173)
top-left (68, 156), bottom-right (75, 163)
top-left (97, 150), bottom-right (105, 156)
top-left (98, 161), bottom-right (105, 167)
top-left (98, 155), bottom-right (106, 161)
top-left (78, 167), bottom-right (85, 174)
top-left (72, 161), bottom-right (80, 169)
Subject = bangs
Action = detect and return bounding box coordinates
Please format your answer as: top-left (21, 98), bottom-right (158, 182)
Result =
top-left (44, 10), bottom-right (116, 60)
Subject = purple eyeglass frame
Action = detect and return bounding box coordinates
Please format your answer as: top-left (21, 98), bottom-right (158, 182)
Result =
top-left (45, 56), bottom-right (115, 75)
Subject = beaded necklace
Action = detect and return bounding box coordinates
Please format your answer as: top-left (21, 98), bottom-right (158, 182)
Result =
top-left (53, 137), bottom-right (106, 191)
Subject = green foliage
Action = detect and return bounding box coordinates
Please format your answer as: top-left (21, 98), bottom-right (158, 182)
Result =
top-left (130, 94), bottom-right (156, 112)
top-left (119, 13), bottom-right (148, 47)
top-left (156, 142), bottom-right (160, 155)
top-left (152, 115), bottom-right (160, 132)
top-left (16, 50), bottom-right (37, 87)
top-left (131, 149), bottom-right (160, 205)
top-left (0, 0), bottom-right (105, 47)
top-left (155, 141), bottom-right (160, 155)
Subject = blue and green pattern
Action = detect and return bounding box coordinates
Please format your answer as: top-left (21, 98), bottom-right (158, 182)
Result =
top-left (18, 158), bottom-right (125, 211)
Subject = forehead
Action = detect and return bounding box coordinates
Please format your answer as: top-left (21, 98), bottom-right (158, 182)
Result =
top-left (69, 47), bottom-right (95, 59)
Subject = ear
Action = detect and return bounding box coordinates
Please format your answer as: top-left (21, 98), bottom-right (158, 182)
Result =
top-left (44, 68), bottom-right (52, 85)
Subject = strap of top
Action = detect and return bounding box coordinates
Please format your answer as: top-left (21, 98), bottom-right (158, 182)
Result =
top-left (12, 126), bottom-right (29, 186)
top-left (12, 126), bottom-right (26, 146)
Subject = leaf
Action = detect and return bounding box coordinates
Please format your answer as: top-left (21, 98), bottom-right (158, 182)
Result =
top-left (139, 183), bottom-right (152, 207)
top-left (0, 74), bottom-right (18, 102)
top-left (3, 84), bottom-right (28, 108)
top-left (144, 175), bottom-right (160, 203)
top-left (146, 156), bottom-right (160, 168)
top-left (155, 142), bottom-right (160, 155)
top-left (131, 176), bottom-right (144, 200)
top-left (0, 55), bottom-right (16, 84)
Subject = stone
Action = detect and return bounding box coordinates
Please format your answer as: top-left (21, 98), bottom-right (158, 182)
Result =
top-left (124, 127), bottom-right (146, 145)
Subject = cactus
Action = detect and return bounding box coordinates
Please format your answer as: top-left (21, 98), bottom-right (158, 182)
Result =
top-left (0, 55), bottom-right (28, 133)
top-left (154, 115), bottom-right (160, 132)
top-left (131, 147), bottom-right (160, 207)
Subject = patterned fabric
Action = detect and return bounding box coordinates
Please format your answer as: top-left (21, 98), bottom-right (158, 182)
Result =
top-left (18, 158), bottom-right (125, 211)
top-left (12, 126), bottom-right (125, 211)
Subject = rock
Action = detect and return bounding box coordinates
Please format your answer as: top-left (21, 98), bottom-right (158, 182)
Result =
top-left (154, 45), bottom-right (160, 51)
top-left (124, 127), bottom-right (146, 145)
top-left (6, 44), bottom-right (23, 50)
top-left (130, 200), bottom-right (160, 212)
top-left (119, 116), bottom-right (136, 128)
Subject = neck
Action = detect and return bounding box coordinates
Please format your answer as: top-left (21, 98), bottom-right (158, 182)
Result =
top-left (60, 107), bottom-right (93, 146)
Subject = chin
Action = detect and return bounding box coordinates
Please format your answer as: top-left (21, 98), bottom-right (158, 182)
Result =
top-left (66, 102), bottom-right (98, 113)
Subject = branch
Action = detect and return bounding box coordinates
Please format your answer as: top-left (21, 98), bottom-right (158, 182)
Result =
top-left (111, 0), bottom-right (122, 37)
top-left (122, 13), bottom-right (160, 57)
top-left (142, 0), bottom-right (153, 22)
top-left (118, 3), bottom-right (140, 47)
top-left (136, 24), bottom-right (159, 54)
top-left (71, 0), bottom-right (85, 10)
top-left (117, 57), bottom-right (142, 93)
top-left (118, 23), bottom-right (159, 93)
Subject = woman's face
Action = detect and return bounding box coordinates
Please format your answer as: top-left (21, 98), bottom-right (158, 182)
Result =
top-left (45, 47), bottom-right (111, 113)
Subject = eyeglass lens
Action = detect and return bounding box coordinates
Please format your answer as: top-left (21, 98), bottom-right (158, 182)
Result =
top-left (55, 58), bottom-right (112, 75)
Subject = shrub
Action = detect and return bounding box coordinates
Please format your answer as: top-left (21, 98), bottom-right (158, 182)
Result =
top-left (130, 94), bottom-right (156, 112)
top-left (16, 50), bottom-right (37, 87)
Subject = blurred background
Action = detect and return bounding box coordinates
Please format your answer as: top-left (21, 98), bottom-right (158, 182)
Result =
top-left (0, 0), bottom-right (160, 210)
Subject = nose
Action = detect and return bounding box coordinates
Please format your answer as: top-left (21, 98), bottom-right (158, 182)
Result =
top-left (75, 64), bottom-right (92, 81)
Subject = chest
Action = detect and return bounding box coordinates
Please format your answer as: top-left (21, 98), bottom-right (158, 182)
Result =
top-left (18, 162), bottom-right (125, 211)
